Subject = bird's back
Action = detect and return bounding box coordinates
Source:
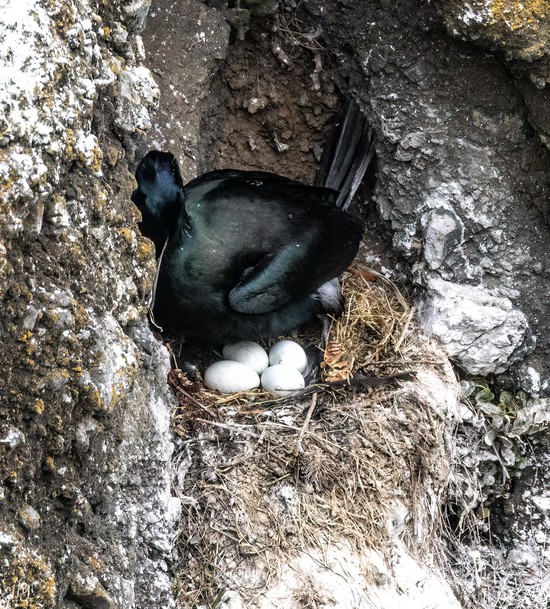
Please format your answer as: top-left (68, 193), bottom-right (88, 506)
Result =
top-left (164, 169), bottom-right (350, 283)
top-left (152, 170), bottom-right (362, 341)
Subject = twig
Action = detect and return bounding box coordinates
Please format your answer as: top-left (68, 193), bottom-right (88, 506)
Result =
top-left (248, 372), bottom-right (415, 409)
top-left (360, 359), bottom-right (446, 366)
top-left (296, 392), bottom-right (318, 454)
top-left (147, 236), bottom-right (169, 331)
top-left (193, 419), bottom-right (259, 437)
top-left (394, 306), bottom-right (416, 352)
top-left (174, 387), bottom-right (217, 418)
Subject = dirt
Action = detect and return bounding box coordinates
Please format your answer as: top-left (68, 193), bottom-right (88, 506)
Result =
top-left (143, 0), bottom-right (341, 176)
top-left (202, 19), bottom-right (339, 179)
top-left (206, 15), bottom-right (397, 264)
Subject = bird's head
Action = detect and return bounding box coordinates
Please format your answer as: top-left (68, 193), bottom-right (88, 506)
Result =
top-left (132, 150), bottom-right (185, 231)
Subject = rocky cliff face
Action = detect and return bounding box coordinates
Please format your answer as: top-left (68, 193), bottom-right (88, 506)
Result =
top-left (321, 0), bottom-right (550, 389)
top-left (1, 0), bottom-right (549, 608)
top-left (140, 0), bottom-right (550, 392)
top-left (0, 1), bottom-right (177, 607)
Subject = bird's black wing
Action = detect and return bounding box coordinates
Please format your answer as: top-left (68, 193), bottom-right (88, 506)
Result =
top-left (182, 170), bottom-right (363, 315)
top-left (228, 207), bottom-right (363, 314)
top-left (315, 100), bottom-right (375, 211)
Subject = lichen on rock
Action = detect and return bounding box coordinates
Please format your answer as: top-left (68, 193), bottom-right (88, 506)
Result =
top-left (0, 0), bottom-right (176, 607)
top-left (439, 0), bottom-right (550, 65)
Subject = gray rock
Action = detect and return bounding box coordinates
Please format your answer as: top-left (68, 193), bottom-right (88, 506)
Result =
top-left (422, 208), bottom-right (464, 270)
top-left (420, 276), bottom-right (534, 375)
top-left (18, 504), bottom-right (41, 531)
top-left (353, 4), bottom-right (550, 385)
top-left (0, 426), bottom-right (25, 450)
top-left (69, 569), bottom-right (116, 609)
top-left (114, 66), bottom-right (160, 136)
top-left (0, 531), bottom-right (16, 547)
top-left (0, 1), bottom-right (177, 607)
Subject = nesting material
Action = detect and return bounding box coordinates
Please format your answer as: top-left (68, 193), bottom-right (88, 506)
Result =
top-left (170, 265), bottom-right (458, 607)
top-left (321, 267), bottom-right (414, 382)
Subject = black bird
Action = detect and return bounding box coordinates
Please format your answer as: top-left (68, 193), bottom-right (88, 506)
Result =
top-left (131, 101), bottom-right (374, 343)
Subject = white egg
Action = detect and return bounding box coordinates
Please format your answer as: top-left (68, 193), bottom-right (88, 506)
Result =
top-left (204, 360), bottom-right (260, 394)
top-left (222, 341), bottom-right (269, 374)
top-left (268, 340), bottom-right (308, 373)
top-left (261, 364), bottom-right (305, 397)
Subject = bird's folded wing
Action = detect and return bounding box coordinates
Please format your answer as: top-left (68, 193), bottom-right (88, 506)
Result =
top-left (228, 217), bottom-right (362, 314)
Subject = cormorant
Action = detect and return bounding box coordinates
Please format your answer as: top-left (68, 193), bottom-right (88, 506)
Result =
top-left (131, 101), bottom-right (374, 343)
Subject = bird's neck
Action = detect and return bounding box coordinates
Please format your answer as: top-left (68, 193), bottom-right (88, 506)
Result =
top-left (161, 190), bottom-right (183, 231)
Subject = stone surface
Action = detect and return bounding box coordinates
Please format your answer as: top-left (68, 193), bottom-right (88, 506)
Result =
top-left (18, 504), bottom-right (41, 531)
top-left (422, 208), bottom-right (464, 271)
top-left (420, 276), bottom-right (534, 375)
top-left (137, 0), bottom-right (230, 180)
top-left (304, 0), bottom-right (550, 387)
top-left (437, 0), bottom-right (550, 86)
top-left (69, 570), bottom-right (116, 609)
top-left (0, 0), bottom-right (177, 607)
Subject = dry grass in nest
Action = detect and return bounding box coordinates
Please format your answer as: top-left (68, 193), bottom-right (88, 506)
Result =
top-left (321, 267), bottom-right (414, 382)
top-left (173, 382), bottom-right (450, 606)
top-left (170, 266), bottom-right (454, 606)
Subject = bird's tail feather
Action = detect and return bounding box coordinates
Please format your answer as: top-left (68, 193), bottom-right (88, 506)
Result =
top-left (315, 100), bottom-right (375, 211)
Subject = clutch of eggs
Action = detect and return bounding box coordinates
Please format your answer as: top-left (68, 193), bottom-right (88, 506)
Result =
top-left (204, 340), bottom-right (307, 395)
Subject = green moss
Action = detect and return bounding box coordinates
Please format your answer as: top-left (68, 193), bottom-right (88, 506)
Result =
top-left (51, 414), bottom-right (63, 433)
top-left (79, 385), bottom-right (104, 412)
top-left (41, 310), bottom-right (61, 329)
top-left (43, 456), bottom-right (56, 473)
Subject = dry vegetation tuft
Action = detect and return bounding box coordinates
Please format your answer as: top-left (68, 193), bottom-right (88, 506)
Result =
top-left (321, 267), bottom-right (415, 382)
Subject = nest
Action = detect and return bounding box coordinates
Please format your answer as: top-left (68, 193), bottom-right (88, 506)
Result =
top-left (169, 266), bottom-right (419, 424)
top-left (169, 266), bottom-right (455, 607)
